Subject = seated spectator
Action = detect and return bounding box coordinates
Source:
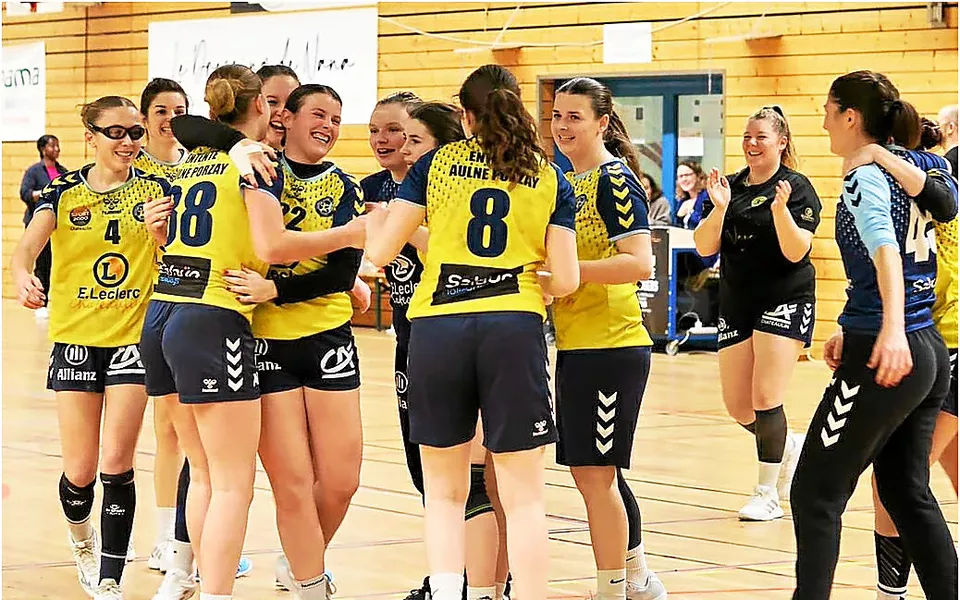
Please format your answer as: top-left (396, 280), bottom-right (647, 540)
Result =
top-left (639, 171), bottom-right (672, 226)
top-left (675, 160), bottom-right (709, 229)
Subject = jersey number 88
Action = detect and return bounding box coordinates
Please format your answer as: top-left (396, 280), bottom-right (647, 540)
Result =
top-left (166, 181), bottom-right (217, 247)
top-left (466, 188), bottom-right (510, 258)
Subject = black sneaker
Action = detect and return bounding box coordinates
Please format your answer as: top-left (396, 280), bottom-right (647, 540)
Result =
top-left (403, 576), bottom-right (431, 600)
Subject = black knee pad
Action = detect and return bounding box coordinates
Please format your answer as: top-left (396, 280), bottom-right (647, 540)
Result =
top-left (59, 473), bottom-right (96, 523)
top-left (465, 463), bottom-right (494, 521)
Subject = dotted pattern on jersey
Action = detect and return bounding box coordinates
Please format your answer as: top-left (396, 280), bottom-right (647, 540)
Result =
top-left (567, 167), bottom-right (612, 261)
top-left (934, 217), bottom-right (958, 343)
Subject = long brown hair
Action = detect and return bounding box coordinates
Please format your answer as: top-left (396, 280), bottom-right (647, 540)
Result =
top-left (458, 64), bottom-right (546, 182)
top-left (676, 160), bottom-right (706, 201)
top-left (555, 77), bottom-right (643, 178)
top-left (205, 64), bottom-right (262, 125)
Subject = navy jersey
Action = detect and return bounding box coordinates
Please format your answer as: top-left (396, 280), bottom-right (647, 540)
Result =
top-left (360, 170), bottom-right (424, 328)
top-left (836, 159), bottom-right (939, 334)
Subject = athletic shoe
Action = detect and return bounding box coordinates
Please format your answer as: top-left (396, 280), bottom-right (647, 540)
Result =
top-left (148, 541), bottom-right (168, 571)
top-left (777, 432), bottom-right (805, 501)
top-left (626, 572), bottom-right (668, 600)
top-left (274, 556), bottom-right (336, 593)
top-left (93, 578), bottom-right (124, 600)
top-left (35, 306), bottom-right (49, 321)
top-left (236, 556), bottom-right (253, 578)
top-left (69, 530), bottom-right (100, 597)
top-left (403, 576), bottom-right (431, 600)
top-left (152, 568), bottom-right (197, 600)
top-left (126, 539), bottom-right (136, 563)
top-left (738, 484), bottom-right (784, 521)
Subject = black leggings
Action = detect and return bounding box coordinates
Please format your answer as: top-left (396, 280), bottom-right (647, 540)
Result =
top-left (396, 328), bottom-right (424, 496)
top-left (791, 326), bottom-right (957, 599)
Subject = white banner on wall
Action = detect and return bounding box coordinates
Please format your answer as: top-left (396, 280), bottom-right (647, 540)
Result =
top-left (148, 7), bottom-right (377, 124)
top-left (2, 41), bottom-right (46, 142)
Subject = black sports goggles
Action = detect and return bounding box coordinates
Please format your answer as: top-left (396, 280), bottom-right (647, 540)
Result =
top-left (87, 123), bottom-right (146, 141)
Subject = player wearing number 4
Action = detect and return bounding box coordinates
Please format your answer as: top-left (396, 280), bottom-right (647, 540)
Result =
top-left (139, 65), bottom-right (364, 600)
top-left (11, 96), bottom-right (171, 600)
top-left (366, 64), bottom-right (580, 600)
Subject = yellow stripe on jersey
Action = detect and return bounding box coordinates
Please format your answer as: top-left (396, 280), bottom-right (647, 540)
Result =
top-left (37, 165), bottom-right (169, 346)
top-left (400, 138), bottom-right (576, 320)
top-left (133, 148), bottom-right (187, 179)
top-left (149, 147), bottom-right (268, 321)
top-left (553, 159), bottom-right (653, 351)
top-left (252, 157), bottom-right (364, 340)
top-left (934, 217), bottom-right (958, 347)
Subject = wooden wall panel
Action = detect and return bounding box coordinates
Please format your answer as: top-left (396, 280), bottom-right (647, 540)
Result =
top-left (3, 2), bottom-right (956, 354)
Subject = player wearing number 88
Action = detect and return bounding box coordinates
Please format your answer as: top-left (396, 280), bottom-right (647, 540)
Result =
top-left (365, 64), bottom-right (579, 600)
top-left (10, 95), bottom-right (169, 600)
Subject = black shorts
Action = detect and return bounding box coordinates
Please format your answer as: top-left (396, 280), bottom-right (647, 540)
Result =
top-left (256, 322), bottom-right (360, 394)
top-left (140, 300), bottom-right (259, 404)
top-left (717, 293), bottom-right (815, 350)
top-left (407, 312), bottom-right (555, 453)
top-left (556, 347), bottom-right (651, 468)
top-left (47, 343), bottom-right (145, 392)
top-left (943, 348), bottom-right (958, 417)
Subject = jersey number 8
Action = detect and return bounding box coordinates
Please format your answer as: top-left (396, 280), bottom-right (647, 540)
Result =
top-left (166, 181), bottom-right (217, 247)
top-left (466, 188), bottom-right (510, 258)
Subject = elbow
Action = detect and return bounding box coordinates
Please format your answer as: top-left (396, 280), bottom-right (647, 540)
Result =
top-left (253, 240), bottom-right (286, 265)
top-left (785, 249), bottom-right (809, 263)
top-left (551, 271), bottom-right (580, 298)
top-left (635, 259), bottom-right (653, 281)
top-left (364, 244), bottom-right (392, 268)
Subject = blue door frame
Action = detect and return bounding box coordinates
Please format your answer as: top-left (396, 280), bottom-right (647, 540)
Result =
top-left (551, 73), bottom-right (723, 213)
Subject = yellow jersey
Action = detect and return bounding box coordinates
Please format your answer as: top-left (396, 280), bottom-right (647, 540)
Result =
top-left (250, 155), bottom-right (364, 339)
top-left (552, 160), bottom-right (653, 350)
top-left (933, 217), bottom-right (958, 347)
top-left (133, 147), bottom-right (187, 179)
top-left (398, 138), bottom-right (576, 319)
top-left (150, 147), bottom-right (268, 321)
top-left (36, 165), bottom-right (169, 346)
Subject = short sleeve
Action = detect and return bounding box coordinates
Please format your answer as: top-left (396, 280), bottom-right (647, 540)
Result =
top-left (548, 164), bottom-right (576, 231)
top-left (240, 164), bottom-right (284, 204)
top-left (396, 148), bottom-right (439, 207)
top-left (596, 165), bottom-right (649, 241)
top-left (34, 179), bottom-right (61, 216)
top-left (842, 164), bottom-right (897, 256)
top-left (788, 175), bottom-right (822, 233)
top-left (333, 173), bottom-right (364, 227)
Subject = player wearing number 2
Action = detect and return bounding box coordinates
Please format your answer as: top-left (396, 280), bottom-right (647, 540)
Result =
top-left (138, 65), bottom-right (364, 600)
top-left (11, 95), bottom-right (170, 600)
top-left (365, 64), bottom-right (579, 600)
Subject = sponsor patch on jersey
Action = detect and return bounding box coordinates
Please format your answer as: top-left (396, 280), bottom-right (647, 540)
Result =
top-left (801, 206), bottom-right (815, 222)
top-left (93, 253), bottom-right (129, 288)
top-left (69, 206), bottom-right (92, 228)
top-left (575, 194), bottom-right (588, 213)
top-left (155, 255), bottom-right (211, 299)
top-left (750, 195), bottom-right (768, 208)
top-left (132, 202), bottom-right (145, 222)
top-left (431, 263), bottom-right (523, 306)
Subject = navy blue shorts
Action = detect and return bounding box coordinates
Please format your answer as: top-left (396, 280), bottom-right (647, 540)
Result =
top-left (256, 321), bottom-right (360, 394)
top-left (943, 348), bottom-right (958, 417)
top-left (407, 311), bottom-right (555, 453)
top-left (47, 343), bottom-right (145, 393)
top-left (718, 295), bottom-right (815, 350)
top-left (556, 347), bottom-right (651, 468)
top-left (140, 300), bottom-right (259, 403)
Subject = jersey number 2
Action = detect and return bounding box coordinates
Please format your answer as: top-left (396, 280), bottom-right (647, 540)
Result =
top-left (167, 181), bottom-right (217, 247)
top-left (466, 188), bottom-right (510, 257)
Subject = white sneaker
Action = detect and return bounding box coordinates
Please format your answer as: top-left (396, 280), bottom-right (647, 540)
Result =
top-left (148, 541), bottom-right (168, 571)
top-left (626, 572), bottom-right (668, 600)
top-left (777, 432), bottom-right (805, 501)
top-left (275, 556), bottom-right (335, 597)
top-left (35, 306), bottom-right (49, 321)
top-left (69, 530), bottom-right (100, 597)
top-left (738, 485), bottom-right (784, 521)
top-left (126, 539), bottom-right (136, 563)
top-left (94, 578), bottom-right (124, 600)
top-left (152, 568), bottom-right (197, 600)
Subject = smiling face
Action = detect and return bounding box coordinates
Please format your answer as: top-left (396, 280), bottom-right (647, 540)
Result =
top-left (145, 91), bottom-right (188, 143)
top-left (85, 106), bottom-right (144, 170)
top-left (400, 117), bottom-right (438, 168)
top-left (261, 74), bottom-right (299, 150)
top-left (551, 92), bottom-right (608, 164)
top-left (742, 116), bottom-right (787, 173)
top-left (368, 103), bottom-right (409, 171)
top-left (676, 164), bottom-right (698, 194)
top-left (283, 91), bottom-right (342, 163)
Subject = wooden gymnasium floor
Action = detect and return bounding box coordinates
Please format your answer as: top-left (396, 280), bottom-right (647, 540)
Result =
top-left (2, 298), bottom-right (956, 599)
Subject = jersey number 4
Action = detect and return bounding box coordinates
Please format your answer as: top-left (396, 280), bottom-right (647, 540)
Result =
top-left (466, 188), bottom-right (510, 258)
top-left (905, 202), bottom-right (936, 263)
top-left (166, 181), bottom-right (217, 247)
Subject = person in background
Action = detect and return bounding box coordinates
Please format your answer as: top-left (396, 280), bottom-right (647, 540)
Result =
top-left (18, 134), bottom-right (67, 320)
top-left (674, 161), bottom-right (708, 229)
top-left (639, 172), bottom-right (671, 226)
top-left (937, 104), bottom-right (957, 175)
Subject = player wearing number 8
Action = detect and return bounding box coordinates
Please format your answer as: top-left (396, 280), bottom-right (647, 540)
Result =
top-left (365, 64), bottom-right (579, 600)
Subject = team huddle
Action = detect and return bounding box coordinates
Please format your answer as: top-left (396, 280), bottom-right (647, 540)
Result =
top-left (9, 61), bottom-right (958, 600)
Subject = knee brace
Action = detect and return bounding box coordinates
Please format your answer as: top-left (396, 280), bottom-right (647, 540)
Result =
top-left (464, 463), bottom-right (494, 521)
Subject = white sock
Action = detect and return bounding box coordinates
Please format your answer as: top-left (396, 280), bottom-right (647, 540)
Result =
top-left (875, 590), bottom-right (902, 600)
top-left (156, 507), bottom-right (175, 545)
top-left (170, 540), bottom-right (194, 573)
top-left (597, 568), bottom-right (626, 599)
top-left (67, 518), bottom-right (94, 543)
top-left (495, 581), bottom-right (507, 600)
top-left (430, 572), bottom-right (465, 600)
top-left (297, 573), bottom-right (329, 599)
top-left (758, 461), bottom-right (779, 490)
top-left (467, 585), bottom-right (497, 600)
top-left (626, 543), bottom-right (649, 585)
top-left (198, 594), bottom-right (231, 600)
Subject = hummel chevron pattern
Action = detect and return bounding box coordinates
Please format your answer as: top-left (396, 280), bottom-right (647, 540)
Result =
top-left (820, 380), bottom-right (859, 448)
top-left (596, 391), bottom-right (617, 455)
top-left (607, 163), bottom-right (635, 229)
top-left (799, 304), bottom-right (812, 335)
top-left (843, 172), bottom-right (862, 207)
top-left (225, 338), bottom-right (243, 392)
